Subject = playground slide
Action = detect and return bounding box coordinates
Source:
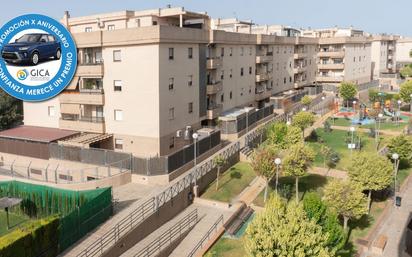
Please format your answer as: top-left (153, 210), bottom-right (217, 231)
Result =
top-left (383, 108), bottom-right (395, 117)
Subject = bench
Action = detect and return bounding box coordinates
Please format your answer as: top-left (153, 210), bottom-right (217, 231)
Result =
top-left (371, 234), bottom-right (388, 255)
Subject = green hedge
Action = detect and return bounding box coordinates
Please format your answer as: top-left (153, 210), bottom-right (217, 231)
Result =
top-left (0, 216), bottom-right (59, 257)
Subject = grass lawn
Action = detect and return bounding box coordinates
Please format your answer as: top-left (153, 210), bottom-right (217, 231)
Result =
top-left (205, 237), bottom-right (246, 257)
top-left (201, 162), bottom-right (256, 203)
top-left (253, 174), bottom-right (330, 207)
top-left (307, 128), bottom-right (390, 171)
top-left (328, 117), bottom-right (408, 131)
top-left (0, 211), bottom-right (29, 237)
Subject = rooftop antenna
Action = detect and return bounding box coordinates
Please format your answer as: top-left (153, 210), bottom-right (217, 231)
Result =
top-left (167, 4), bottom-right (171, 8)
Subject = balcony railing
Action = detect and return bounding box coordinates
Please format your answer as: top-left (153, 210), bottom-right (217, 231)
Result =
top-left (206, 58), bottom-right (222, 69)
top-left (316, 76), bottom-right (344, 83)
top-left (76, 63), bottom-right (104, 77)
top-left (59, 117), bottom-right (105, 133)
top-left (318, 63), bottom-right (345, 70)
top-left (256, 55), bottom-right (272, 63)
top-left (206, 104), bottom-right (223, 119)
top-left (255, 73), bottom-right (270, 82)
top-left (206, 81), bottom-right (223, 95)
top-left (293, 53), bottom-right (307, 59)
top-left (59, 91), bottom-right (104, 105)
top-left (317, 50), bottom-right (345, 58)
top-left (255, 90), bottom-right (271, 101)
top-left (293, 66), bottom-right (306, 74)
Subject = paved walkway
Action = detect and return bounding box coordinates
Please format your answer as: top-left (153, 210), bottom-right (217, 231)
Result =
top-left (363, 177), bottom-right (412, 257)
top-left (60, 183), bottom-right (163, 257)
top-left (309, 166), bottom-right (348, 179)
top-left (331, 125), bottom-right (403, 136)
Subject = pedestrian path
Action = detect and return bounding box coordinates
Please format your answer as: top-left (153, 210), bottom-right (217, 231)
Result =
top-left (331, 125), bottom-right (403, 136)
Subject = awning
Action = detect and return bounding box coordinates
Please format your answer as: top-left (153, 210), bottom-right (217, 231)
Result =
top-left (60, 103), bottom-right (80, 115)
top-left (59, 133), bottom-right (113, 147)
top-left (65, 76), bottom-right (79, 90)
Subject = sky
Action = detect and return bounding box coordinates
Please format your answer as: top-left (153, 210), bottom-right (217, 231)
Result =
top-left (0, 0), bottom-right (411, 36)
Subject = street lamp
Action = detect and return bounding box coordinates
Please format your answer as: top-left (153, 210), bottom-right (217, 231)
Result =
top-left (376, 113), bottom-right (383, 149)
top-left (302, 107), bottom-right (307, 112)
top-left (396, 100), bottom-right (402, 126)
top-left (192, 132), bottom-right (199, 186)
top-left (392, 153), bottom-right (399, 206)
top-left (321, 96), bottom-right (326, 115)
top-left (350, 126), bottom-right (355, 157)
top-left (274, 158), bottom-right (281, 194)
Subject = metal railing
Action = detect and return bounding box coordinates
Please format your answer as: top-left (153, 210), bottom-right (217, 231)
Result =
top-left (134, 209), bottom-right (198, 257)
top-left (187, 214), bottom-right (224, 257)
top-left (76, 140), bottom-right (240, 257)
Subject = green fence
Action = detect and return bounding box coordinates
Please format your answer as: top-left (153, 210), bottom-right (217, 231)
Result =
top-left (0, 181), bottom-right (113, 254)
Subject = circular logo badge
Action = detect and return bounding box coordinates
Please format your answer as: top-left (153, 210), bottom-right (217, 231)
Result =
top-left (0, 14), bottom-right (77, 101)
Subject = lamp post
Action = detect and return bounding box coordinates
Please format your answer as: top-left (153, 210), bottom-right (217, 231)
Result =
top-left (353, 100), bottom-right (357, 112)
top-left (192, 132), bottom-right (199, 186)
top-left (350, 126), bottom-right (355, 157)
top-left (302, 107), bottom-right (307, 112)
top-left (392, 153), bottom-right (399, 206)
top-left (274, 158), bottom-right (281, 194)
top-left (321, 96), bottom-right (325, 115)
top-left (397, 100), bottom-right (402, 126)
top-left (376, 113), bottom-right (383, 149)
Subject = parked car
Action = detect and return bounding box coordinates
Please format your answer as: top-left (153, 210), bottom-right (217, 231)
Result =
top-left (1, 33), bottom-right (61, 66)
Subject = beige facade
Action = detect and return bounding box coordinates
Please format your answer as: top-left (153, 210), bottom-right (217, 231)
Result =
top-left (396, 37), bottom-right (412, 66)
top-left (371, 35), bottom-right (397, 79)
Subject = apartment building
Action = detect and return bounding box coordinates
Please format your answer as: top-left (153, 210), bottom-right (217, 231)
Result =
top-left (396, 37), bottom-right (412, 67)
top-left (303, 27), bottom-right (372, 86)
top-left (370, 35), bottom-right (398, 79)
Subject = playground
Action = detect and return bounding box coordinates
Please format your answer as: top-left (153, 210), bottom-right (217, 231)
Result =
top-left (330, 93), bottom-right (411, 131)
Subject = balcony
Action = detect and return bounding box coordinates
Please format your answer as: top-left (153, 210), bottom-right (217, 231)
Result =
top-left (318, 63), bottom-right (345, 70)
top-left (76, 63), bottom-right (104, 77)
top-left (388, 45), bottom-right (394, 51)
top-left (317, 50), bottom-right (345, 58)
top-left (388, 64), bottom-right (393, 69)
top-left (293, 53), bottom-right (307, 59)
top-left (256, 55), bottom-right (272, 63)
top-left (206, 81), bottom-right (223, 95)
top-left (316, 76), bottom-right (344, 83)
top-left (388, 55), bottom-right (393, 60)
top-left (255, 90), bottom-right (272, 101)
top-left (59, 90), bottom-right (104, 105)
top-left (206, 58), bottom-right (222, 69)
top-left (256, 73), bottom-right (271, 82)
top-left (207, 104), bottom-right (223, 119)
top-left (59, 117), bottom-right (105, 133)
top-left (293, 66), bottom-right (306, 74)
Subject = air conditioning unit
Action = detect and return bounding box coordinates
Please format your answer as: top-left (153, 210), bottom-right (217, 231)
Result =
top-left (184, 126), bottom-right (193, 140)
top-left (176, 130), bottom-right (183, 138)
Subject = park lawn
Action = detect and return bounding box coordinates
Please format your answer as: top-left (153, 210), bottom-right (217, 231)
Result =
top-left (307, 128), bottom-right (387, 171)
top-left (201, 162), bottom-right (256, 203)
top-left (0, 210), bottom-right (29, 237)
top-left (398, 167), bottom-right (412, 189)
top-left (328, 117), bottom-right (408, 131)
top-left (253, 174), bottom-right (329, 207)
top-left (205, 237), bottom-right (246, 257)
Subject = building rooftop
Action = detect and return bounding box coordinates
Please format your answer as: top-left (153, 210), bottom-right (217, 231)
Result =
top-left (0, 126), bottom-right (79, 143)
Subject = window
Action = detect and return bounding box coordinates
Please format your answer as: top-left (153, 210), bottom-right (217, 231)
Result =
top-left (221, 94), bottom-right (224, 102)
top-left (114, 80), bottom-right (122, 91)
top-left (229, 69), bottom-right (233, 78)
top-left (136, 19), bottom-right (141, 27)
top-left (240, 67), bottom-right (244, 76)
top-left (188, 102), bottom-right (193, 113)
top-left (289, 77), bottom-right (292, 83)
top-left (188, 47), bottom-right (193, 59)
top-left (353, 57), bottom-right (356, 62)
top-left (115, 139), bottom-right (124, 150)
top-left (241, 47), bottom-right (244, 56)
top-left (40, 35), bottom-right (48, 42)
top-left (169, 137), bottom-right (175, 149)
top-left (230, 91), bottom-right (233, 99)
top-left (152, 21), bottom-right (158, 25)
top-left (221, 47), bottom-right (224, 57)
top-left (249, 47), bottom-right (252, 55)
top-left (221, 70), bottom-right (224, 80)
top-left (284, 78), bottom-right (286, 84)
top-left (113, 50), bottom-right (121, 62)
top-left (188, 75), bottom-right (193, 86)
top-left (169, 48), bottom-right (174, 60)
top-left (48, 106), bottom-right (55, 117)
top-left (229, 47), bottom-right (233, 56)
top-left (169, 108), bottom-right (175, 120)
top-left (249, 66), bottom-right (252, 74)
top-left (47, 35), bottom-right (55, 42)
top-left (114, 110), bottom-right (123, 121)
top-left (85, 27), bottom-right (92, 32)
top-left (169, 78), bottom-right (174, 90)
top-left (108, 25), bottom-right (115, 31)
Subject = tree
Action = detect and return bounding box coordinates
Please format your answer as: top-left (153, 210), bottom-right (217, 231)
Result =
top-left (368, 88), bottom-right (379, 103)
top-left (324, 180), bottom-right (368, 230)
top-left (348, 153), bottom-right (393, 212)
top-left (387, 135), bottom-right (412, 168)
top-left (0, 89), bottom-right (22, 130)
top-left (282, 143), bottom-right (314, 202)
top-left (292, 111), bottom-right (315, 138)
top-left (213, 154), bottom-right (226, 191)
top-left (301, 95), bottom-right (312, 107)
top-left (320, 145), bottom-right (332, 168)
top-left (266, 122), bottom-right (288, 148)
top-left (339, 82), bottom-right (357, 107)
top-left (284, 125), bottom-right (304, 147)
top-left (400, 80), bottom-right (412, 103)
top-left (245, 195), bottom-right (335, 257)
top-left (251, 147), bottom-right (277, 203)
top-left (400, 65), bottom-right (412, 78)
top-left (303, 192), bottom-right (346, 252)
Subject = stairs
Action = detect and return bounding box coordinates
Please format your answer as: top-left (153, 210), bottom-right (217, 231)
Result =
top-left (240, 146), bottom-right (254, 162)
